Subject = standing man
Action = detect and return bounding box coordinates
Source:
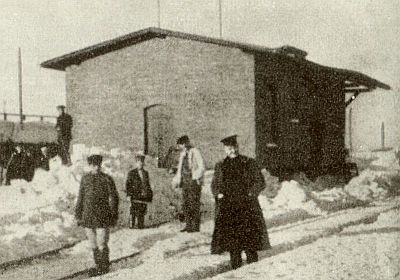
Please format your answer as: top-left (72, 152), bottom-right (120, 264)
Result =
top-left (75, 155), bottom-right (119, 277)
top-left (125, 153), bottom-right (153, 229)
top-left (210, 135), bottom-right (271, 269)
top-left (55, 105), bottom-right (73, 165)
top-left (172, 135), bottom-right (205, 232)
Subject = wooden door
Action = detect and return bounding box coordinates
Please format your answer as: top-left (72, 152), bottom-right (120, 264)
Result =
top-left (144, 105), bottom-right (175, 167)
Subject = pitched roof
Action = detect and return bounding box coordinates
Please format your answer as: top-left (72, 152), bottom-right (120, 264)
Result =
top-left (40, 27), bottom-right (390, 92)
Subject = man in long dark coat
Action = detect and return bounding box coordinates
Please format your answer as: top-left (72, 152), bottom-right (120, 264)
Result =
top-left (211, 135), bottom-right (271, 269)
top-left (125, 153), bottom-right (153, 229)
top-left (75, 155), bottom-right (119, 277)
top-left (55, 105), bottom-right (73, 165)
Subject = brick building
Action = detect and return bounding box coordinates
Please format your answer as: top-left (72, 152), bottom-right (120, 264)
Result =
top-left (41, 28), bottom-right (389, 177)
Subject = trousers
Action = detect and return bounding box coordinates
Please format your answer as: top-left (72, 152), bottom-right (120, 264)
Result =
top-left (130, 202), bottom-right (147, 229)
top-left (58, 138), bottom-right (71, 165)
top-left (229, 250), bottom-right (258, 269)
top-left (182, 180), bottom-right (201, 232)
top-left (85, 228), bottom-right (110, 250)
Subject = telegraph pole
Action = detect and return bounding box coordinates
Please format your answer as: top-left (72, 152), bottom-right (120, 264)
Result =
top-left (157, 0), bottom-right (161, 28)
top-left (218, 0), bottom-right (223, 38)
top-left (18, 47), bottom-right (24, 128)
top-left (349, 108), bottom-right (353, 153)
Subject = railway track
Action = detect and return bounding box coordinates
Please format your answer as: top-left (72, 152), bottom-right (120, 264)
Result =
top-left (1, 202), bottom-right (398, 280)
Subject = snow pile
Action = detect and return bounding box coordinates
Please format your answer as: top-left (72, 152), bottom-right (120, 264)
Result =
top-left (0, 158), bottom-right (83, 262)
top-left (259, 180), bottom-right (326, 217)
top-left (312, 187), bottom-right (348, 202)
top-left (0, 157), bottom-right (80, 217)
top-left (344, 169), bottom-right (390, 201)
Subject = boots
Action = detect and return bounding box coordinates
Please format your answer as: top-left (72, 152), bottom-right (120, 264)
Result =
top-left (88, 247), bottom-right (110, 277)
top-left (98, 246), bottom-right (110, 275)
top-left (88, 248), bottom-right (101, 277)
top-left (229, 250), bottom-right (243, 270)
top-left (245, 250), bottom-right (258, 264)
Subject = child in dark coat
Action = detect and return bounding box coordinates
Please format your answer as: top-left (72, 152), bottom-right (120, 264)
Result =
top-left (125, 153), bottom-right (153, 229)
top-left (75, 155), bottom-right (119, 277)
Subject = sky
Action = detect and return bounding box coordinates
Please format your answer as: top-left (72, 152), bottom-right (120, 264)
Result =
top-left (0, 0), bottom-right (399, 149)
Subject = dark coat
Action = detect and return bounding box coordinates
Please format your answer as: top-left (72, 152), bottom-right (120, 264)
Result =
top-left (125, 168), bottom-right (153, 203)
top-left (35, 152), bottom-right (50, 171)
top-left (211, 155), bottom-right (271, 254)
top-left (6, 151), bottom-right (34, 184)
top-left (75, 171), bottom-right (119, 228)
top-left (55, 113), bottom-right (73, 141)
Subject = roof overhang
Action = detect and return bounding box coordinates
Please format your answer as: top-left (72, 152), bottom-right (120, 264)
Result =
top-left (41, 27), bottom-right (280, 71)
top-left (40, 27), bottom-right (391, 101)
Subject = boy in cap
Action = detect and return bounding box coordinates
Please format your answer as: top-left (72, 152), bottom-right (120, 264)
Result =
top-left (75, 155), bottom-right (119, 276)
top-left (210, 135), bottom-right (271, 269)
top-left (55, 105), bottom-right (73, 165)
top-left (172, 135), bottom-right (205, 232)
top-left (125, 153), bottom-right (153, 229)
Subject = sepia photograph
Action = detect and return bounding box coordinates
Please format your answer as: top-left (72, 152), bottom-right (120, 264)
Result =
top-left (0, 0), bottom-right (399, 279)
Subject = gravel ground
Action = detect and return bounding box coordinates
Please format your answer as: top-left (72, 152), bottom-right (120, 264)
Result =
top-left (208, 209), bottom-right (400, 280)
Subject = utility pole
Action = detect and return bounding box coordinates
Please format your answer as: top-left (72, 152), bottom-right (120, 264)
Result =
top-left (218, 0), bottom-right (223, 38)
top-left (349, 108), bottom-right (353, 153)
top-left (381, 122), bottom-right (385, 150)
top-left (18, 47), bottom-right (24, 128)
top-left (157, 0), bottom-right (161, 28)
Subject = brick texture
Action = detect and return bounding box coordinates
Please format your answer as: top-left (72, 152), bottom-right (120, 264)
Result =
top-left (66, 37), bottom-right (255, 168)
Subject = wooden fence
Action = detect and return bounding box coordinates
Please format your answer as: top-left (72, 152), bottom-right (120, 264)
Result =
top-left (1, 112), bottom-right (57, 123)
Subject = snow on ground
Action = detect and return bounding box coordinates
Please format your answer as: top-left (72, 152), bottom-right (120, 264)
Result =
top-left (66, 223), bottom-right (179, 260)
top-left (88, 201), bottom-right (397, 280)
top-left (0, 146), bottom-right (398, 267)
top-left (0, 144), bottom-right (184, 264)
top-left (208, 208), bottom-right (400, 280)
top-left (353, 148), bottom-right (400, 170)
top-left (0, 158), bottom-right (80, 217)
top-left (0, 157), bottom-right (85, 262)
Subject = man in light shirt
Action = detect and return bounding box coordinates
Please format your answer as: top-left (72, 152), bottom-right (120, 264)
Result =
top-left (173, 135), bottom-right (205, 232)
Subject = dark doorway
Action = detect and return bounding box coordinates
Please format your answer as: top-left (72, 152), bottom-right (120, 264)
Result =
top-left (144, 104), bottom-right (175, 168)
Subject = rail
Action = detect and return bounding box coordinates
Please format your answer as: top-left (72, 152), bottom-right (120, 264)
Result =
top-left (1, 112), bottom-right (57, 122)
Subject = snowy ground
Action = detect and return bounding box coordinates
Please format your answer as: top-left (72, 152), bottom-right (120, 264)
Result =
top-left (0, 146), bottom-right (398, 279)
top-left (208, 208), bottom-right (400, 280)
top-left (1, 199), bottom-right (396, 280)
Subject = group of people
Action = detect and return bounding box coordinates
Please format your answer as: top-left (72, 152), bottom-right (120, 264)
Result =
top-left (4, 144), bottom-right (50, 185)
top-left (74, 134), bottom-right (271, 276)
top-left (3, 105), bottom-right (73, 186)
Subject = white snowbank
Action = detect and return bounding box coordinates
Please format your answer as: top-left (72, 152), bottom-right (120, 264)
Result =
top-left (344, 169), bottom-right (389, 201)
top-left (0, 157), bottom-right (79, 217)
top-left (258, 180), bottom-right (327, 217)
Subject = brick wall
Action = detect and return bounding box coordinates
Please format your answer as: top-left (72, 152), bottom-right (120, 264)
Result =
top-left (66, 37), bottom-right (255, 168)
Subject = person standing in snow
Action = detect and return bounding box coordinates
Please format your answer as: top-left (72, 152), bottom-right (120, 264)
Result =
top-left (125, 153), bottom-right (153, 229)
top-left (210, 135), bottom-right (271, 270)
top-left (55, 105), bottom-right (73, 165)
top-left (172, 135), bottom-right (205, 232)
top-left (75, 155), bottom-right (119, 277)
